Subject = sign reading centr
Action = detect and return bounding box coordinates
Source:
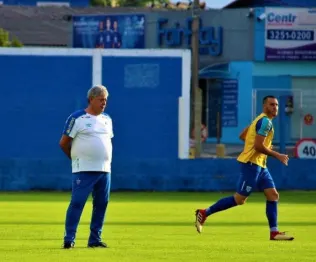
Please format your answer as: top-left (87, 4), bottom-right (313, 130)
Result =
top-left (267, 12), bottom-right (297, 24)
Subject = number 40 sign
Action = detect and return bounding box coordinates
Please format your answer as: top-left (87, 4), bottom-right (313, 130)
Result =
top-left (295, 139), bottom-right (316, 159)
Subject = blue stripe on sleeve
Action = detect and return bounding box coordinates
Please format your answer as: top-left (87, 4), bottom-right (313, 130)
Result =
top-left (62, 109), bottom-right (86, 136)
top-left (255, 117), bottom-right (272, 137)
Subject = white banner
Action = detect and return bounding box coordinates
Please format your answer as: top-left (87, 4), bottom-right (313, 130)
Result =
top-left (265, 8), bottom-right (316, 60)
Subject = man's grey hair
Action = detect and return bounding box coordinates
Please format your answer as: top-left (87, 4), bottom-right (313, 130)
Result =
top-left (87, 85), bottom-right (109, 101)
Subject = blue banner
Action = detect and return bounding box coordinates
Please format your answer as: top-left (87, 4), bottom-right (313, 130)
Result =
top-left (72, 14), bottom-right (145, 49)
top-left (222, 79), bottom-right (238, 127)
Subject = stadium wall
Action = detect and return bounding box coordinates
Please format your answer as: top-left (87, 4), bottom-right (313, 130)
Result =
top-left (0, 48), bottom-right (315, 191)
top-left (1, 157), bottom-right (316, 191)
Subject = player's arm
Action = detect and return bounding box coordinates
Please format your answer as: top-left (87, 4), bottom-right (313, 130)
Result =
top-left (254, 117), bottom-right (288, 165)
top-left (239, 126), bottom-right (249, 141)
top-left (254, 135), bottom-right (278, 157)
top-left (254, 117), bottom-right (277, 156)
top-left (59, 135), bottom-right (72, 159)
top-left (59, 115), bottom-right (78, 159)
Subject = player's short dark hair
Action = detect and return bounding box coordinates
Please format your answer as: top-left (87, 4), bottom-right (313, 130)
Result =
top-left (263, 95), bottom-right (276, 104)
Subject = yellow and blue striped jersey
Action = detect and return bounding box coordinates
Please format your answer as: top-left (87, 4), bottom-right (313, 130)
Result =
top-left (237, 113), bottom-right (274, 168)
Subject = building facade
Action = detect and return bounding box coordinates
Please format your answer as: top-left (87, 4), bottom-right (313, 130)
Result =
top-left (135, 5), bottom-right (316, 145)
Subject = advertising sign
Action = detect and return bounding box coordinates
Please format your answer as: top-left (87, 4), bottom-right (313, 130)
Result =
top-left (265, 8), bottom-right (316, 60)
top-left (72, 14), bottom-right (145, 49)
top-left (222, 79), bottom-right (238, 127)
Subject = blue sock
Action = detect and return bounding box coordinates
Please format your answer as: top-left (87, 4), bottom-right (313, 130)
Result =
top-left (266, 200), bottom-right (278, 232)
top-left (205, 196), bottom-right (237, 217)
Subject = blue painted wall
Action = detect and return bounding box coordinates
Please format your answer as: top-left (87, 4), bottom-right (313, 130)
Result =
top-left (0, 55), bottom-right (92, 159)
top-left (102, 56), bottom-right (182, 160)
top-left (0, 51), bottom-right (187, 191)
top-left (0, 51), bottom-right (315, 192)
top-left (253, 62), bottom-right (316, 76)
top-left (208, 61), bottom-right (253, 144)
top-left (222, 62), bottom-right (253, 144)
top-left (0, 54), bottom-right (183, 162)
top-left (1, 158), bottom-right (316, 191)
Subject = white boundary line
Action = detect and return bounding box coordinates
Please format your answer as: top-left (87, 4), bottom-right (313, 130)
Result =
top-left (0, 47), bottom-right (190, 58)
top-left (0, 47), bottom-right (94, 56)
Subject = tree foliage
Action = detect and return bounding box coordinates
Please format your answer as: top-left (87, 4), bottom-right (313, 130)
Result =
top-left (90, 0), bottom-right (170, 7)
top-left (90, 0), bottom-right (111, 6)
top-left (0, 28), bottom-right (23, 47)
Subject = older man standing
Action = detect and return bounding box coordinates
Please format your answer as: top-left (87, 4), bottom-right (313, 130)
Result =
top-left (59, 85), bottom-right (113, 249)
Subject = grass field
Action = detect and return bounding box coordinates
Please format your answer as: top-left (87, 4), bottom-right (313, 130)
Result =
top-left (0, 191), bottom-right (315, 262)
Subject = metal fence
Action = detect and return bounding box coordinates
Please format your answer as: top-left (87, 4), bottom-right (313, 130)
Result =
top-left (252, 87), bottom-right (316, 157)
top-left (253, 88), bottom-right (316, 142)
top-left (200, 86), bottom-right (316, 159)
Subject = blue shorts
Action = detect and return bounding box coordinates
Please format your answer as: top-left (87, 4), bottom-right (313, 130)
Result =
top-left (236, 162), bottom-right (275, 196)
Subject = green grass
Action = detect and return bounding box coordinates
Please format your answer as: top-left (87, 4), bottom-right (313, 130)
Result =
top-left (0, 191), bottom-right (315, 262)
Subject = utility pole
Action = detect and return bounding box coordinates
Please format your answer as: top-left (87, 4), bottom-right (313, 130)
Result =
top-left (191, 0), bottom-right (202, 157)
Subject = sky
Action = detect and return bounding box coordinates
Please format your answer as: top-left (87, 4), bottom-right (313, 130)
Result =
top-left (179, 0), bottom-right (235, 9)
top-left (205, 0), bottom-right (235, 8)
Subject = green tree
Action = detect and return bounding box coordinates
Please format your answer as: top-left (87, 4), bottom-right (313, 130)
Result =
top-left (116, 0), bottom-right (170, 7)
top-left (116, 0), bottom-right (149, 6)
top-left (0, 28), bottom-right (23, 47)
top-left (90, 0), bottom-right (112, 6)
top-left (0, 28), bottom-right (10, 47)
top-left (11, 37), bottom-right (23, 47)
top-left (90, 0), bottom-right (170, 7)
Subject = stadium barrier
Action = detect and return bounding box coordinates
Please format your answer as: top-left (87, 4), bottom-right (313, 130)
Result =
top-left (0, 47), bottom-right (315, 191)
top-left (0, 158), bottom-right (316, 191)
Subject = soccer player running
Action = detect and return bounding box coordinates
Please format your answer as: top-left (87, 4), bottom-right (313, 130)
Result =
top-left (195, 96), bottom-right (294, 241)
top-left (59, 85), bottom-right (114, 248)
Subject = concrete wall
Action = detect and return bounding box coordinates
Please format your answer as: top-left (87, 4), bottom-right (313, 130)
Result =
top-left (146, 8), bottom-right (255, 67)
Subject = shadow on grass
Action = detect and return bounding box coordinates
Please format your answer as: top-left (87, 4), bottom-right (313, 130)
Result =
top-left (0, 246), bottom-right (98, 250)
top-left (0, 191), bottom-right (315, 204)
top-left (0, 238), bottom-right (89, 241)
top-left (0, 221), bottom-right (315, 226)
